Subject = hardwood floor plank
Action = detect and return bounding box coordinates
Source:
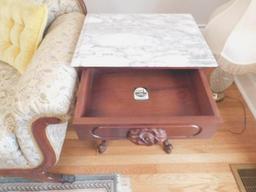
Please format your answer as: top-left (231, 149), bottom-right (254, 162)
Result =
top-left (130, 173), bottom-right (239, 192)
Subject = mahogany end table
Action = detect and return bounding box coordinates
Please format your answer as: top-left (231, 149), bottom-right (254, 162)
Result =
top-left (71, 14), bottom-right (221, 154)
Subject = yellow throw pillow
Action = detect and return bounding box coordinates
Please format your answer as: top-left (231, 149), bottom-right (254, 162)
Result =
top-left (0, 0), bottom-right (48, 73)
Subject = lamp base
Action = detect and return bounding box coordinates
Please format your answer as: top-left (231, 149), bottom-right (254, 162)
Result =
top-left (212, 92), bottom-right (225, 102)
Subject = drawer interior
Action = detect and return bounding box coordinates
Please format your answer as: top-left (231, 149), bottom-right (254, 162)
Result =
top-left (77, 68), bottom-right (215, 118)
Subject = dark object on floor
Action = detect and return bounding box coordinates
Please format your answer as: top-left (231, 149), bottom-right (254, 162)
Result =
top-left (231, 164), bottom-right (256, 192)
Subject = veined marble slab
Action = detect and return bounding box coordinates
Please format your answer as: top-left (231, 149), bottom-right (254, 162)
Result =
top-left (71, 14), bottom-right (218, 68)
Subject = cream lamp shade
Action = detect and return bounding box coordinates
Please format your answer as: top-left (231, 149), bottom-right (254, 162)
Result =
top-left (205, 0), bottom-right (256, 74)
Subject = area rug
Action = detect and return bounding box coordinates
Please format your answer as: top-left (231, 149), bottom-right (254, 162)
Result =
top-left (230, 164), bottom-right (256, 192)
top-left (0, 174), bottom-right (131, 192)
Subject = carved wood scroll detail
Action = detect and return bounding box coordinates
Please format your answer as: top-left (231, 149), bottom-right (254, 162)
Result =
top-left (128, 128), bottom-right (167, 145)
top-left (127, 128), bottom-right (173, 153)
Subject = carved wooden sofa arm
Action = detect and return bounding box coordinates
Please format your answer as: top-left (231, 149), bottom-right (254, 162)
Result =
top-left (0, 117), bottom-right (74, 182)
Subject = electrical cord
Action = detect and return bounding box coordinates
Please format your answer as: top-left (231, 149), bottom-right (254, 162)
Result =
top-left (225, 95), bottom-right (247, 135)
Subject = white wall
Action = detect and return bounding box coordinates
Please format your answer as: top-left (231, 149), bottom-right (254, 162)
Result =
top-left (235, 74), bottom-right (256, 119)
top-left (85, 0), bottom-right (229, 25)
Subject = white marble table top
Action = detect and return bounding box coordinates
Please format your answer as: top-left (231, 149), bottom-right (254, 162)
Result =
top-left (71, 14), bottom-right (218, 68)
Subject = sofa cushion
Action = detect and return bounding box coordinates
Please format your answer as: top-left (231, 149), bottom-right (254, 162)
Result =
top-left (0, 0), bottom-right (48, 73)
top-left (0, 61), bottom-right (29, 169)
top-left (0, 62), bottom-right (19, 110)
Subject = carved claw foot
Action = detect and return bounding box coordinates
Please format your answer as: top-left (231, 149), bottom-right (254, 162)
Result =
top-left (163, 139), bottom-right (173, 154)
top-left (97, 140), bottom-right (107, 154)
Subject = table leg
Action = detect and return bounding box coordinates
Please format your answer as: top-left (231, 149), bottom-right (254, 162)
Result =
top-left (163, 139), bottom-right (173, 154)
top-left (97, 140), bottom-right (108, 154)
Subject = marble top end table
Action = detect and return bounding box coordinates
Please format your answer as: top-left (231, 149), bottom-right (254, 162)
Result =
top-left (72, 14), bottom-right (221, 154)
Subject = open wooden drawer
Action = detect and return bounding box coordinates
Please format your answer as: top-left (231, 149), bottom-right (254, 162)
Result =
top-left (73, 68), bottom-right (221, 144)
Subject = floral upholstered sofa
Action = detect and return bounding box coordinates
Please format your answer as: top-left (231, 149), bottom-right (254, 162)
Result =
top-left (0, 0), bottom-right (86, 182)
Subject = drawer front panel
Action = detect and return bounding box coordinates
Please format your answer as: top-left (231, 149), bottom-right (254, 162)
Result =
top-left (91, 124), bottom-right (202, 139)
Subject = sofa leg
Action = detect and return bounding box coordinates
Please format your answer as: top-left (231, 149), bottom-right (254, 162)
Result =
top-left (210, 67), bottom-right (234, 101)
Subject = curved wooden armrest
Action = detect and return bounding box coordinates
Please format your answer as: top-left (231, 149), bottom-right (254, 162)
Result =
top-left (0, 117), bottom-right (70, 182)
top-left (77, 0), bottom-right (87, 14)
top-left (32, 117), bottom-right (62, 171)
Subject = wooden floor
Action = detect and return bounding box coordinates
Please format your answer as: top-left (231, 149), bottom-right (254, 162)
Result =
top-left (53, 84), bottom-right (256, 192)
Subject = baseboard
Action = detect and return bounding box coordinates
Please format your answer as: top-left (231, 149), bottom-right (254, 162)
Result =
top-left (235, 74), bottom-right (256, 119)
